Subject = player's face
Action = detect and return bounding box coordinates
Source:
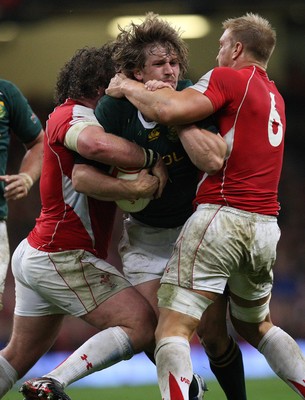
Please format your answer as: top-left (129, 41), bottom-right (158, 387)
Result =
top-left (216, 29), bottom-right (234, 67)
top-left (134, 45), bottom-right (180, 89)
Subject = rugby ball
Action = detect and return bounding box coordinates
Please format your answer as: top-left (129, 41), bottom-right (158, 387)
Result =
top-left (112, 167), bottom-right (151, 212)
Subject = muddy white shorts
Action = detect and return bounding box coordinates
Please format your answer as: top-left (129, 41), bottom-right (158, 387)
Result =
top-left (119, 216), bottom-right (182, 286)
top-left (12, 239), bottom-right (132, 317)
top-left (160, 204), bottom-right (280, 303)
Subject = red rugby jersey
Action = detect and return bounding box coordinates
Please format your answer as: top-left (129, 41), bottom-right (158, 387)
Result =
top-left (192, 66), bottom-right (286, 216)
top-left (28, 99), bottom-right (116, 258)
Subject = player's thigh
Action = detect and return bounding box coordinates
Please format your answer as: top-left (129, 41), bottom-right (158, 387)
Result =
top-left (82, 286), bottom-right (157, 333)
top-left (228, 212), bottom-right (279, 300)
top-left (227, 216), bottom-right (276, 343)
top-left (120, 217), bottom-right (180, 286)
top-left (13, 241), bottom-right (133, 317)
top-left (135, 278), bottom-right (161, 317)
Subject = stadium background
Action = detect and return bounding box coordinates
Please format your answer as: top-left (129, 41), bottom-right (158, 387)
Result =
top-left (0, 0), bottom-right (304, 389)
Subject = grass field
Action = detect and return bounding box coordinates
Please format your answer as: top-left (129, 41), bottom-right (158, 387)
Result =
top-left (3, 379), bottom-right (301, 400)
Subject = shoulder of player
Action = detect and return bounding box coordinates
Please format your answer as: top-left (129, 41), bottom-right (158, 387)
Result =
top-left (211, 66), bottom-right (238, 78)
top-left (96, 94), bottom-right (134, 117)
top-left (208, 67), bottom-right (254, 93)
top-left (0, 79), bottom-right (27, 107)
top-left (212, 66), bottom-right (256, 81)
top-left (98, 94), bottom-right (132, 108)
top-left (0, 79), bottom-right (18, 95)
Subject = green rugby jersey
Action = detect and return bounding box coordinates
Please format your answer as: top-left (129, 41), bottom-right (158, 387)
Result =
top-left (95, 80), bottom-right (214, 228)
top-left (0, 79), bottom-right (42, 219)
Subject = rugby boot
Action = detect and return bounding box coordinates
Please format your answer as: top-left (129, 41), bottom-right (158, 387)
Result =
top-left (191, 373), bottom-right (208, 400)
top-left (19, 377), bottom-right (71, 400)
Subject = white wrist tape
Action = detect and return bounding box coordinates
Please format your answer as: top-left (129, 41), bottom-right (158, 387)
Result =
top-left (19, 172), bottom-right (34, 191)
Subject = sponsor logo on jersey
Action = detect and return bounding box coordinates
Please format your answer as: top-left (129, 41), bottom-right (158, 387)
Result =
top-left (163, 151), bottom-right (184, 166)
top-left (148, 127), bottom-right (160, 142)
top-left (0, 101), bottom-right (6, 119)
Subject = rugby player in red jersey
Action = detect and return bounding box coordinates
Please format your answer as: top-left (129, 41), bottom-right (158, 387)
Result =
top-left (0, 44), bottom-right (167, 400)
top-left (106, 12), bottom-right (305, 400)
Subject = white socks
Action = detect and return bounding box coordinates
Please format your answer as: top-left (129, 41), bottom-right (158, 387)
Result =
top-left (45, 327), bottom-right (133, 387)
top-left (155, 336), bottom-right (192, 400)
top-left (0, 355), bottom-right (18, 398)
top-left (258, 326), bottom-right (305, 398)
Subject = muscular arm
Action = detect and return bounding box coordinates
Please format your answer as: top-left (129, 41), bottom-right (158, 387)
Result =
top-left (177, 125), bottom-right (227, 175)
top-left (65, 123), bottom-right (168, 193)
top-left (106, 74), bottom-right (215, 125)
top-left (72, 164), bottom-right (159, 201)
top-left (76, 125), bottom-right (147, 168)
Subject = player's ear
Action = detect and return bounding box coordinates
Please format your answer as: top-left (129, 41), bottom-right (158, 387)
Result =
top-left (134, 69), bottom-right (143, 82)
top-left (232, 41), bottom-right (243, 60)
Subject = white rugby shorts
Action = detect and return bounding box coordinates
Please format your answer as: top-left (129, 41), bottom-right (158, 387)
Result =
top-left (119, 216), bottom-right (182, 286)
top-left (160, 204), bottom-right (280, 304)
top-left (0, 221), bottom-right (10, 294)
top-left (12, 239), bottom-right (132, 317)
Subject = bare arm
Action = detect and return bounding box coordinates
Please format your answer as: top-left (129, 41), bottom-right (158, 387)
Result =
top-left (72, 164), bottom-right (159, 201)
top-left (0, 129), bottom-right (44, 200)
top-left (76, 125), bottom-right (148, 168)
top-left (177, 125), bottom-right (227, 175)
top-left (106, 73), bottom-right (215, 125)
top-left (69, 124), bottom-right (168, 193)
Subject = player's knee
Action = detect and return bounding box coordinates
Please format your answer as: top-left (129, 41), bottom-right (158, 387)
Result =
top-left (196, 293), bottom-right (229, 355)
top-left (127, 303), bottom-right (157, 353)
top-left (199, 331), bottom-right (231, 357)
top-left (131, 327), bottom-right (156, 354)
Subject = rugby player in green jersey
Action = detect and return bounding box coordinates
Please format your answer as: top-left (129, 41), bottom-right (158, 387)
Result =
top-left (0, 79), bottom-right (44, 310)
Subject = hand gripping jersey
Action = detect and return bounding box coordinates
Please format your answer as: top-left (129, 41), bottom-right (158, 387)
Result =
top-left (28, 99), bottom-right (116, 258)
top-left (95, 80), bottom-right (210, 228)
top-left (192, 66), bottom-right (286, 216)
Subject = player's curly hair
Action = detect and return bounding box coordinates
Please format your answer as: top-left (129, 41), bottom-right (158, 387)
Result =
top-left (54, 42), bottom-right (116, 105)
top-left (112, 12), bottom-right (189, 79)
